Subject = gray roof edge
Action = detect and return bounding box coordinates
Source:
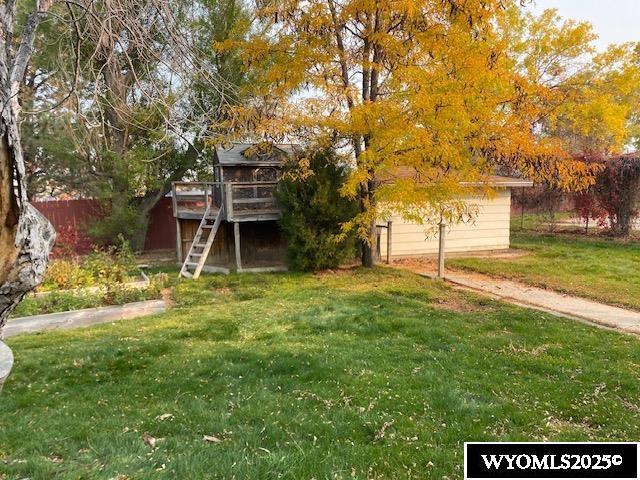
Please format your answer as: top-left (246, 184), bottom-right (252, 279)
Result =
top-left (214, 142), bottom-right (299, 166)
top-left (461, 176), bottom-right (534, 188)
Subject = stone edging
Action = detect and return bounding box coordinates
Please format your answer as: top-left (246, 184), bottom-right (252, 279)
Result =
top-left (3, 299), bottom-right (166, 338)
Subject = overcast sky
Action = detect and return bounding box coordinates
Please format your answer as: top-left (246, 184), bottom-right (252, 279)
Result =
top-left (527, 0), bottom-right (640, 50)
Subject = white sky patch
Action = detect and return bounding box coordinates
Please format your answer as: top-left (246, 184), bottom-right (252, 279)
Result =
top-left (527, 0), bottom-right (640, 51)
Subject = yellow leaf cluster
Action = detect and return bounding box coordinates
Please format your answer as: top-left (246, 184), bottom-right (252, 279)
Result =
top-left (216, 1), bottom-right (616, 238)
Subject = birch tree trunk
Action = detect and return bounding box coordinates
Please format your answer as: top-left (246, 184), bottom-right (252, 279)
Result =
top-left (0, 1), bottom-right (55, 333)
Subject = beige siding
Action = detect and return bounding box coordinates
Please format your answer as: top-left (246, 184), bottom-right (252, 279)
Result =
top-left (380, 189), bottom-right (511, 257)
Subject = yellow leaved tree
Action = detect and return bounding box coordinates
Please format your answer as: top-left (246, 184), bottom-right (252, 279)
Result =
top-left (552, 43), bottom-right (640, 157)
top-left (506, 8), bottom-right (640, 158)
top-left (220, 0), bottom-right (596, 266)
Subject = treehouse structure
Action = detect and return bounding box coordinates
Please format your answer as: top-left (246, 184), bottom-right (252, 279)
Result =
top-left (172, 143), bottom-right (295, 278)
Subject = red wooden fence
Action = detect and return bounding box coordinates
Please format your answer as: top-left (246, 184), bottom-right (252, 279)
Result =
top-left (144, 198), bottom-right (176, 251)
top-left (33, 197), bottom-right (176, 252)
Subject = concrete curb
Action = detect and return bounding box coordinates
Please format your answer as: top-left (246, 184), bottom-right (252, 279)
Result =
top-left (3, 299), bottom-right (166, 338)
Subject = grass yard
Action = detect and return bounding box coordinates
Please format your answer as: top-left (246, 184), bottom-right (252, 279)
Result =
top-left (449, 233), bottom-right (640, 310)
top-left (1, 268), bottom-right (640, 479)
top-left (509, 212), bottom-right (574, 232)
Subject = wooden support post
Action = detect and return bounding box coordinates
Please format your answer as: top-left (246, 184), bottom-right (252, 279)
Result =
top-left (175, 218), bottom-right (183, 264)
top-left (386, 220), bottom-right (392, 264)
top-left (234, 222), bottom-right (242, 271)
top-left (171, 182), bottom-right (178, 215)
top-left (225, 183), bottom-right (234, 221)
top-left (437, 220), bottom-right (446, 279)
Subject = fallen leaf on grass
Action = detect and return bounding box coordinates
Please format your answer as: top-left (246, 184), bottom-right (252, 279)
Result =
top-left (203, 435), bottom-right (222, 444)
top-left (142, 433), bottom-right (157, 448)
top-left (373, 420), bottom-right (394, 441)
top-left (157, 413), bottom-right (174, 421)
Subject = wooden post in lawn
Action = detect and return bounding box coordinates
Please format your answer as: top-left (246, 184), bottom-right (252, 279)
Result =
top-left (520, 187), bottom-right (525, 230)
top-left (234, 222), bottom-right (242, 272)
top-left (437, 220), bottom-right (446, 279)
top-left (386, 220), bottom-right (393, 264)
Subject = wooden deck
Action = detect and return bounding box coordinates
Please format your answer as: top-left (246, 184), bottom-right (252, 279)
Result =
top-left (171, 181), bottom-right (280, 222)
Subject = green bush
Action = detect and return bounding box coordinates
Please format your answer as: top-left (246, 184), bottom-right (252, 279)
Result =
top-left (82, 236), bottom-right (138, 284)
top-left (276, 149), bottom-right (358, 271)
top-left (88, 203), bottom-right (144, 248)
top-left (40, 237), bottom-right (139, 291)
top-left (41, 259), bottom-right (94, 290)
top-left (13, 291), bottom-right (107, 318)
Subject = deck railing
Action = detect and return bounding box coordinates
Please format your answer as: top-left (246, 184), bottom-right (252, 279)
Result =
top-left (172, 181), bottom-right (279, 221)
top-left (171, 182), bottom-right (219, 219)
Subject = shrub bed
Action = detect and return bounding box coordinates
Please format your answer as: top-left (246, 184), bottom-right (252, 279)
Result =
top-left (39, 240), bottom-right (141, 292)
top-left (12, 273), bottom-right (170, 318)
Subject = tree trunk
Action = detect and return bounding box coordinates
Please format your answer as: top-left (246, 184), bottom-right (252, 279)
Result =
top-left (0, 107), bottom-right (55, 329)
top-left (129, 197), bottom-right (158, 253)
top-left (361, 225), bottom-right (376, 267)
top-left (129, 167), bottom-right (193, 252)
top-left (0, 0), bottom-right (55, 390)
top-left (616, 174), bottom-right (635, 237)
top-left (359, 177), bottom-right (377, 268)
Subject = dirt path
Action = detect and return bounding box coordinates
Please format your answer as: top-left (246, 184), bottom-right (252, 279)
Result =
top-left (395, 258), bottom-right (640, 335)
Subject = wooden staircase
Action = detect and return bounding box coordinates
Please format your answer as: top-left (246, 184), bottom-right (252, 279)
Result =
top-left (179, 203), bottom-right (224, 279)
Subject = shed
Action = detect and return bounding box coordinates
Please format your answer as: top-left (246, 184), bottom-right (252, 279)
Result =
top-left (378, 176), bottom-right (533, 259)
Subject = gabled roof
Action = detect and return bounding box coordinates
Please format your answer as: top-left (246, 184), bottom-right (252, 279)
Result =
top-left (214, 143), bottom-right (299, 166)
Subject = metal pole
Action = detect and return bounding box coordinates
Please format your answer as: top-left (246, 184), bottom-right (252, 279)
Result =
top-left (386, 220), bottom-right (392, 264)
top-left (437, 220), bottom-right (446, 279)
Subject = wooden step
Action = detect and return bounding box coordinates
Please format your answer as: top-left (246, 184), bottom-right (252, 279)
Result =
top-left (181, 270), bottom-right (193, 278)
top-left (185, 262), bottom-right (199, 267)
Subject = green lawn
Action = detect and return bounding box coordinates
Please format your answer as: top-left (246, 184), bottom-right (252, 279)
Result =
top-left (1, 269), bottom-right (640, 479)
top-left (449, 233), bottom-right (640, 310)
top-left (509, 212), bottom-right (574, 232)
